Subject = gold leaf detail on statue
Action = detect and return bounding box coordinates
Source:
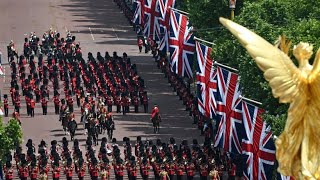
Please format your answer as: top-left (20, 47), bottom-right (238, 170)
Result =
top-left (219, 17), bottom-right (320, 179)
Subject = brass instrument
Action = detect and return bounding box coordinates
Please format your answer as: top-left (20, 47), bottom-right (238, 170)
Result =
top-left (150, 157), bottom-right (156, 163)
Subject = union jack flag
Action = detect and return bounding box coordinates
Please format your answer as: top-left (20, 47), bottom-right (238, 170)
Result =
top-left (169, 10), bottom-right (195, 78)
top-left (132, 0), bottom-right (145, 26)
top-left (277, 173), bottom-right (295, 180)
top-left (157, 0), bottom-right (175, 52)
top-left (214, 66), bottom-right (243, 154)
top-left (196, 42), bottom-right (217, 118)
top-left (242, 101), bottom-right (276, 180)
top-left (144, 0), bottom-right (161, 41)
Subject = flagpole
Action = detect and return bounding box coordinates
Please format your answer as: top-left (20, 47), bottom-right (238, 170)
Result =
top-left (194, 37), bottom-right (215, 46)
top-left (169, 7), bottom-right (189, 15)
top-left (240, 95), bottom-right (262, 106)
top-left (213, 61), bottom-right (238, 72)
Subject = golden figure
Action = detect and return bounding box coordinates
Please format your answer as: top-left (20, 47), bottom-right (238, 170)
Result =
top-left (219, 17), bottom-right (320, 179)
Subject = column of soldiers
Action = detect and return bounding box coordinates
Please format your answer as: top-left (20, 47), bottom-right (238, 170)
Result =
top-left (2, 29), bottom-right (151, 128)
top-left (2, 136), bottom-right (239, 180)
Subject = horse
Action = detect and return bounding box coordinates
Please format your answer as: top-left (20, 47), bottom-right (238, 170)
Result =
top-left (60, 110), bottom-right (70, 135)
top-left (87, 120), bottom-right (99, 146)
top-left (97, 113), bottom-right (106, 134)
top-left (151, 113), bottom-right (161, 133)
top-left (105, 119), bottom-right (115, 140)
top-left (68, 119), bottom-right (77, 141)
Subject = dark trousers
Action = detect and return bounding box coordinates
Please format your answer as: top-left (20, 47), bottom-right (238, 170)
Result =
top-left (117, 105), bottom-right (121, 113)
top-left (122, 106), bottom-right (126, 115)
top-left (27, 105), bottom-right (30, 116)
top-left (142, 175), bottom-right (148, 180)
top-left (30, 108), bottom-right (34, 117)
top-left (69, 105), bottom-right (73, 113)
top-left (15, 106), bottom-right (20, 113)
top-left (200, 176), bottom-right (207, 180)
top-left (177, 175), bottom-right (183, 180)
top-left (116, 176), bottom-right (123, 180)
top-left (187, 176), bottom-right (194, 180)
top-left (108, 105), bottom-right (112, 112)
top-left (77, 97), bottom-right (80, 107)
top-left (67, 177), bottom-right (72, 180)
top-left (134, 105), bottom-right (138, 113)
top-left (4, 107), bottom-right (8, 117)
top-left (55, 105), bottom-right (60, 114)
top-left (42, 106), bottom-right (47, 115)
top-left (36, 95), bottom-right (40, 102)
top-left (144, 104), bottom-right (148, 113)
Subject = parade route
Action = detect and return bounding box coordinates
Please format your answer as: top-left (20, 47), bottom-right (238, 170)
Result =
top-left (0, 0), bottom-right (201, 154)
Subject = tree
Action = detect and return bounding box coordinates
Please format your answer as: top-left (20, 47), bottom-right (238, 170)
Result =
top-left (0, 116), bottom-right (23, 162)
top-left (183, 0), bottom-right (320, 135)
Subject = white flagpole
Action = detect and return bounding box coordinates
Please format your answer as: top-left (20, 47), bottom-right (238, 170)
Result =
top-left (194, 37), bottom-right (215, 46)
top-left (240, 95), bottom-right (262, 106)
top-left (169, 7), bottom-right (189, 15)
top-left (213, 61), bottom-right (238, 72)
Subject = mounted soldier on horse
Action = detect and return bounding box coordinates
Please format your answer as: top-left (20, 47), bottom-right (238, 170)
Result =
top-left (151, 104), bottom-right (161, 133)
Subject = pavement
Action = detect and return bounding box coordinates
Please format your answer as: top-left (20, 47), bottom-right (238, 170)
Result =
top-left (0, 0), bottom-right (203, 179)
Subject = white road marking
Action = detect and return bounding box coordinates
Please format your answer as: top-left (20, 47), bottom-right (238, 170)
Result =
top-left (89, 27), bottom-right (95, 41)
top-left (112, 27), bottom-right (119, 40)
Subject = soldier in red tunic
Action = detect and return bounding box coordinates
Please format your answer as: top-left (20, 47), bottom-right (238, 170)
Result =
top-left (114, 93), bottom-right (121, 113)
top-left (3, 94), bottom-right (9, 117)
top-left (186, 160), bottom-right (196, 180)
top-left (18, 160), bottom-right (29, 180)
top-left (53, 95), bottom-right (60, 115)
top-left (132, 93), bottom-right (139, 113)
top-left (64, 158), bottom-right (74, 180)
top-left (76, 158), bottom-right (86, 180)
top-left (51, 157), bottom-right (61, 180)
top-left (3, 161), bottom-right (14, 180)
top-left (140, 158), bottom-right (150, 180)
top-left (106, 93), bottom-right (113, 112)
top-left (114, 158), bottom-right (124, 180)
top-left (29, 161), bottom-right (38, 180)
top-left (89, 158), bottom-right (99, 180)
top-left (67, 90), bottom-right (74, 113)
top-left (41, 95), bottom-right (48, 115)
top-left (30, 97), bottom-right (35, 117)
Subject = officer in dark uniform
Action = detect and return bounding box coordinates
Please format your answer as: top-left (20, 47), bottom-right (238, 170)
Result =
top-left (3, 94), bottom-right (9, 117)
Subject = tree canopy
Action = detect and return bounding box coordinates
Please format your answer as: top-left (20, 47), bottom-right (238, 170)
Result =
top-left (182, 0), bottom-right (320, 135)
top-left (0, 116), bottom-right (23, 162)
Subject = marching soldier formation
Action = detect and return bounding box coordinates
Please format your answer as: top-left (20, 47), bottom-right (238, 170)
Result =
top-left (3, 137), bottom-right (239, 180)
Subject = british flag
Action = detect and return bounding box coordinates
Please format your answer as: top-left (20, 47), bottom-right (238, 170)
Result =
top-left (143, 0), bottom-right (161, 41)
top-left (132, 0), bottom-right (145, 26)
top-left (169, 10), bottom-right (195, 78)
top-left (157, 0), bottom-right (175, 52)
top-left (196, 42), bottom-right (217, 118)
top-left (214, 66), bottom-right (243, 154)
top-left (242, 101), bottom-right (276, 180)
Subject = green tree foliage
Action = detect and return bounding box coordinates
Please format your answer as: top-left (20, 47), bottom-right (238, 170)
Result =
top-left (184, 0), bottom-right (320, 135)
top-left (0, 116), bottom-right (23, 162)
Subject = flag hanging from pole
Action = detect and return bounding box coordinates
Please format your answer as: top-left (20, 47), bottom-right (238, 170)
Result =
top-left (242, 101), bottom-right (276, 180)
top-left (169, 10), bottom-right (195, 78)
top-left (132, 0), bottom-right (145, 26)
top-left (196, 42), bottom-right (217, 118)
top-left (158, 0), bottom-right (176, 52)
top-left (143, 0), bottom-right (161, 41)
top-left (214, 66), bottom-right (243, 154)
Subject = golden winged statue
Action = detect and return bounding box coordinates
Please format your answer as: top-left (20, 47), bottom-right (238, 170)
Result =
top-left (219, 17), bottom-right (320, 179)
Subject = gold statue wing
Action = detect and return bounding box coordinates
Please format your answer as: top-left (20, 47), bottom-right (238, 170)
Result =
top-left (309, 49), bottom-right (320, 83)
top-left (219, 17), bottom-right (305, 103)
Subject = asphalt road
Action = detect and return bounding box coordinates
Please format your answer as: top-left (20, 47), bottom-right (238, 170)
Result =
top-left (0, 0), bottom-right (203, 179)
